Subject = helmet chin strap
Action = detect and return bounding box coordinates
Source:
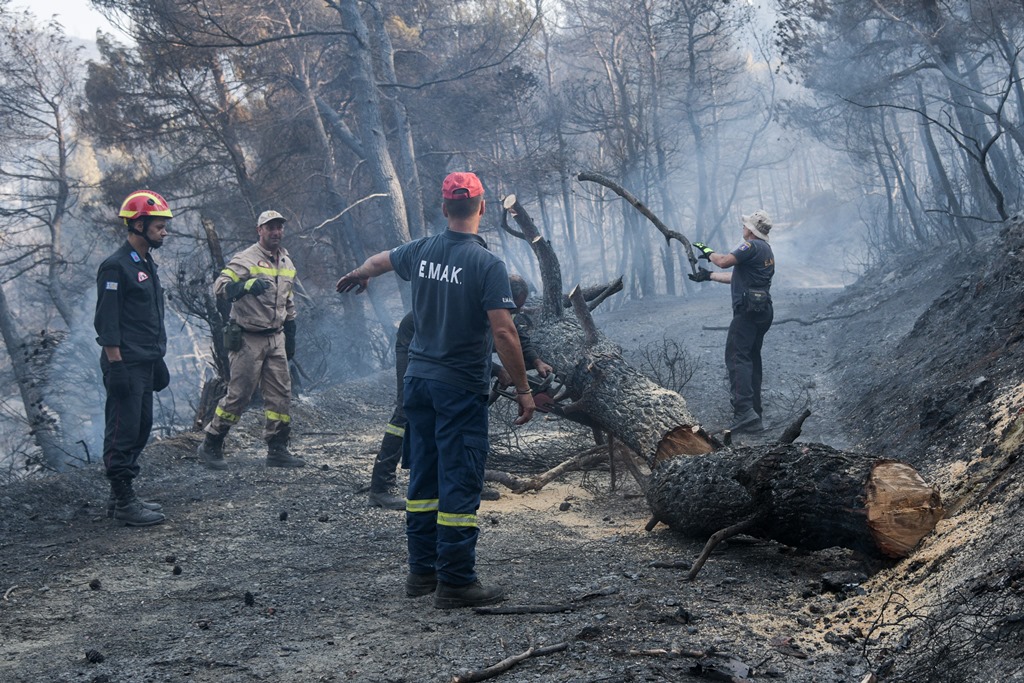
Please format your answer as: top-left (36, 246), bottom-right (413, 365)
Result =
top-left (129, 221), bottom-right (162, 249)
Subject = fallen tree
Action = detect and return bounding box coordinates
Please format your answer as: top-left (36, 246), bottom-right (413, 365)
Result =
top-left (501, 194), bottom-right (716, 465)
top-left (645, 443), bottom-right (944, 578)
top-left (499, 181), bottom-right (943, 574)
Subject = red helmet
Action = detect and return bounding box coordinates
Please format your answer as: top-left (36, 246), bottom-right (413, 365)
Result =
top-left (119, 190), bottom-right (173, 223)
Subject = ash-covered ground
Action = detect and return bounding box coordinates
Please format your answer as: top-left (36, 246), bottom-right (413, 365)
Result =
top-left (2, 218), bottom-right (1024, 682)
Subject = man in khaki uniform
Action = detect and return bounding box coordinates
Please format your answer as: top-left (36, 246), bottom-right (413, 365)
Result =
top-left (197, 210), bottom-right (305, 469)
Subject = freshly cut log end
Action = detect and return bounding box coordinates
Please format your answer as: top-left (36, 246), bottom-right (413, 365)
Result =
top-left (647, 444), bottom-right (943, 560)
top-left (655, 425), bottom-right (716, 463)
top-left (866, 461), bottom-right (945, 558)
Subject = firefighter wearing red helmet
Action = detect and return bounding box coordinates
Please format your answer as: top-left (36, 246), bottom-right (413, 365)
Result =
top-left (93, 190), bottom-right (173, 527)
top-left (196, 210), bottom-right (305, 470)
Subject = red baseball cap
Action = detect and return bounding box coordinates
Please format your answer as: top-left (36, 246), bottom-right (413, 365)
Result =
top-left (442, 172), bottom-right (484, 200)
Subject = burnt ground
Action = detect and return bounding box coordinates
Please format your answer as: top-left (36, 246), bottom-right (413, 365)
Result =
top-left (2, 217), bottom-right (1024, 683)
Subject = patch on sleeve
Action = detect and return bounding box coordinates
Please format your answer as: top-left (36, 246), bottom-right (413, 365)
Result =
top-left (105, 281), bottom-right (118, 290)
top-left (737, 241), bottom-right (752, 251)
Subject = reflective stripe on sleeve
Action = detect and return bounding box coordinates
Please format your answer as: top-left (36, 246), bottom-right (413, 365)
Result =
top-left (249, 265), bottom-right (297, 278)
top-left (385, 423), bottom-right (406, 438)
top-left (221, 268), bottom-right (241, 282)
top-left (437, 511), bottom-right (477, 528)
top-left (406, 498), bottom-right (439, 514)
top-left (265, 410), bottom-right (291, 423)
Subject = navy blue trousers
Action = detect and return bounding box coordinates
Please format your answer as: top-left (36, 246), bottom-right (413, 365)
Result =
top-left (725, 307), bottom-right (773, 417)
top-left (403, 376), bottom-right (489, 586)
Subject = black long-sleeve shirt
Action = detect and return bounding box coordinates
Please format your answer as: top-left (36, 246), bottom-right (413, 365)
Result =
top-left (94, 241), bottom-right (167, 362)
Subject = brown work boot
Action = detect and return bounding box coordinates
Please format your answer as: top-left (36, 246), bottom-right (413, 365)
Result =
top-left (197, 432), bottom-right (228, 471)
top-left (406, 572), bottom-right (437, 598)
top-left (434, 580), bottom-right (505, 609)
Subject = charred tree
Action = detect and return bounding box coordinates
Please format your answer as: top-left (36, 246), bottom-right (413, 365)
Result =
top-left (525, 294), bottom-right (716, 465)
top-left (504, 180), bottom-right (942, 572)
top-left (646, 443), bottom-right (943, 571)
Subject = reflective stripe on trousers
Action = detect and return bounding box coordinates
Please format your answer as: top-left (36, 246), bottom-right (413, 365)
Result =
top-left (206, 331), bottom-right (291, 441)
top-left (403, 376), bottom-right (489, 585)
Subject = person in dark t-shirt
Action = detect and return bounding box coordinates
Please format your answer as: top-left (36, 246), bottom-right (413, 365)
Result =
top-left (337, 172), bottom-right (534, 610)
top-left (689, 210), bottom-right (776, 433)
top-left (366, 276), bottom-right (552, 511)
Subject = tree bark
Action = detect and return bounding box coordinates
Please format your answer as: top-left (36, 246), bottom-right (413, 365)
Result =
top-left (501, 195), bottom-right (563, 320)
top-left (646, 443), bottom-right (943, 560)
top-left (333, 0), bottom-right (411, 249)
top-left (0, 285), bottom-right (65, 469)
top-left (524, 312), bottom-right (715, 466)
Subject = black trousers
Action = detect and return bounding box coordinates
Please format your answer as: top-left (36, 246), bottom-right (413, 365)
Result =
top-left (101, 357), bottom-right (155, 481)
top-left (370, 338), bottom-right (410, 491)
top-left (725, 306), bottom-right (773, 417)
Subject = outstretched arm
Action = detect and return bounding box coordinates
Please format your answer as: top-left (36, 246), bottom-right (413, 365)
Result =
top-left (336, 250), bottom-right (394, 294)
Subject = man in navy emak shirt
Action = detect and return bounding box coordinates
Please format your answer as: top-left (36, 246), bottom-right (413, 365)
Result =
top-left (337, 172), bottom-right (535, 609)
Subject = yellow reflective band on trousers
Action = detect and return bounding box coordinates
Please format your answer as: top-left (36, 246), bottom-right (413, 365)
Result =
top-left (215, 406), bottom-right (240, 423)
top-left (249, 265), bottom-right (297, 278)
top-left (221, 268), bottom-right (241, 282)
top-left (385, 423), bottom-right (406, 438)
top-left (438, 511), bottom-right (478, 528)
top-left (406, 498), bottom-right (438, 513)
top-left (265, 409), bottom-right (291, 423)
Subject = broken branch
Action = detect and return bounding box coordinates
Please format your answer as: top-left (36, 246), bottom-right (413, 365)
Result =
top-left (687, 517), bottom-right (758, 581)
top-left (450, 642), bottom-right (569, 683)
top-left (576, 171), bottom-right (698, 273)
top-left (473, 604), bottom-right (573, 615)
top-left (779, 409), bottom-right (812, 444)
top-left (568, 285), bottom-right (600, 346)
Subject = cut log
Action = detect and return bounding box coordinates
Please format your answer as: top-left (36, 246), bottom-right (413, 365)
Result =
top-left (525, 315), bottom-right (715, 467)
top-left (646, 443), bottom-right (943, 561)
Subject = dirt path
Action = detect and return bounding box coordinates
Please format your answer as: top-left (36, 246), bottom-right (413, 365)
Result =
top-left (1, 285), bottom-right (882, 683)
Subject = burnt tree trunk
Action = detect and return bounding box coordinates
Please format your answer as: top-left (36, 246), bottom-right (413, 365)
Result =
top-left (501, 195), bottom-right (715, 465)
top-left (647, 443), bottom-right (943, 560)
top-left (524, 304), bottom-right (716, 465)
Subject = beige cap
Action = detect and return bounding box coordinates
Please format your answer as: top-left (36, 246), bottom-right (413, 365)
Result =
top-left (257, 210), bottom-right (286, 227)
top-left (741, 210), bottom-right (772, 242)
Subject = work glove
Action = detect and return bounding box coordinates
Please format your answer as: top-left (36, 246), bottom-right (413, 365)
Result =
top-left (153, 358), bottom-right (170, 392)
top-left (106, 361), bottom-right (131, 399)
top-left (693, 242), bottom-right (714, 260)
top-left (283, 319), bottom-right (296, 360)
top-left (225, 277), bottom-right (269, 301)
top-left (688, 267), bottom-right (712, 283)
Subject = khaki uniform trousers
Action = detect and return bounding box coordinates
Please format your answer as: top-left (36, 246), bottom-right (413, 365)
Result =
top-left (206, 331), bottom-right (291, 442)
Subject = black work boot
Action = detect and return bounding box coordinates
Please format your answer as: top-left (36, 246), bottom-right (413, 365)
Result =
top-left (197, 431), bottom-right (228, 471)
top-left (267, 436), bottom-right (306, 468)
top-left (110, 479), bottom-right (165, 527)
top-left (106, 494), bottom-right (162, 518)
top-left (368, 489), bottom-right (406, 510)
top-left (406, 572), bottom-right (437, 597)
top-left (434, 580), bottom-right (505, 609)
top-left (727, 409), bottom-right (762, 433)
